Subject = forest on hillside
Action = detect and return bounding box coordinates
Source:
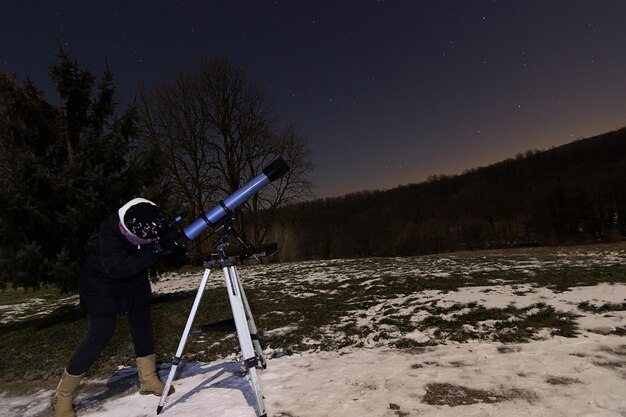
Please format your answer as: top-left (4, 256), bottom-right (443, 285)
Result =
top-left (264, 127), bottom-right (626, 261)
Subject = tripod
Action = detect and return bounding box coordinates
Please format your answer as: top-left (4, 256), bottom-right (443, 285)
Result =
top-left (156, 222), bottom-right (267, 417)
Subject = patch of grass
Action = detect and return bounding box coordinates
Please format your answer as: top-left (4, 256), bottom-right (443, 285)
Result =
top-left (0, 304), bottom-right (87, 381)
top-left (422, 382), bottom-right (537, 406)
top-left (415, 303), bottom-right (579, 343)
top-left (0, 284), bottom-right (65, 305)
top-left (613, 327), bottom-right (626, 336)
top-left (507, 305), bottom-right (579, 339)
top-left (392, 338), bottom-right (436, 349)
top-left (591, 360), bottom-right (625, 370)
top-left (389, 402), bottom-right (410, 416)
top-left (545, 376), bottom-right (581, 385)
top-left (497, 345), bottom-right (521, 354)
top-left (578, 301), bottom-right (626, 313)
top-left (604, 345), bottom-right (626, 356)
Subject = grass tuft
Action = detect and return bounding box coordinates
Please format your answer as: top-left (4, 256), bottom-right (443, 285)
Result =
top-left (422, 382), bottom-right (538, 406)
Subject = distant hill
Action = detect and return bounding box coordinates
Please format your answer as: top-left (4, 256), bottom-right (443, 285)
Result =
top-left (266, 126), bottom-right (626, 261)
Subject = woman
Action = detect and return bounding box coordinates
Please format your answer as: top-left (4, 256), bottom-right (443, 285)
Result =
top-left (52, 198), bottom-right (175, 417)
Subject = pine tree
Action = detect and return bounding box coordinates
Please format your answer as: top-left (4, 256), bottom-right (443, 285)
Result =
top-left (0, 47), bottom-right (159, 291)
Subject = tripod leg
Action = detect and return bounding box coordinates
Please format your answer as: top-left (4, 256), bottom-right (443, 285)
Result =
top-left (232, 267), bottom-right (266, 369)
top-left (156, 267), bottom-right (213, 415)
top-left (223, 265), bottom-right (267, 417)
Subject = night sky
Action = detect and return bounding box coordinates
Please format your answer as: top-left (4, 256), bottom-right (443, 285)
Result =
top-left (3, 1), bottom-right (626, 198)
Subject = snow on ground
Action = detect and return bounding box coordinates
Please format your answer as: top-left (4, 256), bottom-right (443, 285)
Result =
top-left (0, 295), bottom-right (79, 324)
top-left (2, 331), bottom-right (625, 416)
top-left (2, 282), bottom-right (625, 417)
top-left (1, 247), bottom-right (626, 416)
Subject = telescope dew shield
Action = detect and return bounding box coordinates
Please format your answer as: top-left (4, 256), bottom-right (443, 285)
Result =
top-left (263, 156), bottom-right (290, 181)
top-left (183, 157), bottom-right (289, 240)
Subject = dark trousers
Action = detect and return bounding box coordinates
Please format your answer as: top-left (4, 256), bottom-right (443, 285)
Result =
top-left (67, 305), bottom-right (155, 375)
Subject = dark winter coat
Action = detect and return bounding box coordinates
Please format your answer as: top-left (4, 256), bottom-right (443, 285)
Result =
top-left (79, 212), bottom-right (158, 315)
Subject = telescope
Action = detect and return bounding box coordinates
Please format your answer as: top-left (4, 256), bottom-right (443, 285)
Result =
top-left (155, 157), bottom-right (288, 417)
top-left (155, 157), bottom-right (289, 257)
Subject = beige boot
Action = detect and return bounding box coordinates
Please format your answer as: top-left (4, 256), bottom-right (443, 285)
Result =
top-left (136, 354), bottom-right (174, 396)
top-left (51, 370), bottom-right (84, 417)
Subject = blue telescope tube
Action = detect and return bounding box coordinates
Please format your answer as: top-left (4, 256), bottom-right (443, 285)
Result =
top-left (183, 157), bottom-right (289, 240)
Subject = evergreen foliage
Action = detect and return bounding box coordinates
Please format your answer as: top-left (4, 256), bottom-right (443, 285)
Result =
top-left (0, 48), bottom-right (158, 291)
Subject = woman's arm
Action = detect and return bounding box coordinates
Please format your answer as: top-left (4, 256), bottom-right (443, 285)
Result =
top-left (99, 218), bottom-right (158, 279)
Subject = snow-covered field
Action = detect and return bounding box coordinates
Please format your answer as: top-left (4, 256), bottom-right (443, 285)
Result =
top-left (1, 245), bottom-right (625, 416)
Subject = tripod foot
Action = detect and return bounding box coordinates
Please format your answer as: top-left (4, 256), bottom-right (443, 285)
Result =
top-left (156, 405), bottom-right (164, 415)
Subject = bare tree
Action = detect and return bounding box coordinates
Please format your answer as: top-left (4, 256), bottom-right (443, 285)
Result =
top-left (139, 57), bottom-right (314, 251)
top-left (243, 123), bottom-right (315, 246)
top-left (139, 69), bottom-right (219, 239)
